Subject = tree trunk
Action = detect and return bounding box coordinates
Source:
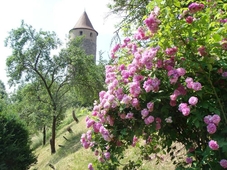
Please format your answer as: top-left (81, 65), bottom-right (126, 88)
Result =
top-left (42, 125), bottom-right (46, 145)
top-left (50, 115), bottom-right (56, 154)
top-left (72, 110), bottom-right (79, 123)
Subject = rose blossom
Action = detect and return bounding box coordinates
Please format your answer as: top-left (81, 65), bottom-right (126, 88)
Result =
top-left (186, 16), bottom-right (194, 24)
top-left (144, 115), bottom-right (154, 125)
top-left (192, 82), bottom-right (202, 91)
top-left (141, 108), bottom-right (149, 118)
top-left (147, 102), bottom-right (154, 112)
top-left (125, 112), bottom-right (134, 119)
top-left (220, 159), bottom-right (227, 169)
top-left (198, 46), bottom-right (207, 56)
top-left (186, 157), bottom-right (193, 164)
top-left (188, 96), bottom-right (198, 105)
top-left (178, 103), bottom-right (188, 112)
top-left (156, 123), bottom-right (161, 130)
top-left (207, 123), bottom-right (217, 134)
top-left (208, 140), bottom-right (219, 150)
top-left (88, 163), bottom-right (94, 170)
top-left (181, 106), bottom-right (190, 116)
top-left (204, 115), bottom-right (212, 124)
top-left (104, 152), bottom-right (111, 160)
top-left (211, 114), bottom-right (221, 125)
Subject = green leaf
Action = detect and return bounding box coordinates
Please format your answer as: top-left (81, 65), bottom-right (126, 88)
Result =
top-left (212, 34), bottom-right (222, 42)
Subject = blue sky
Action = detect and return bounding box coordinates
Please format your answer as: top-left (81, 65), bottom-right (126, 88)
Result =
top-left (0, 0), bottom-right (119, 91)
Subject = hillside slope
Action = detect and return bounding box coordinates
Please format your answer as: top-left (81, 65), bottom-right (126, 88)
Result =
top-left (30, 109), bottom-right (175, 170)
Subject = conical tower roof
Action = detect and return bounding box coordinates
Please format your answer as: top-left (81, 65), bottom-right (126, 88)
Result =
top-left (71, 11), bottom-right (98, 35)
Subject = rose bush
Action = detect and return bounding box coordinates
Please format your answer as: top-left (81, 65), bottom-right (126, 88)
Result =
top-left (81, 1), bottom-right (227, 169)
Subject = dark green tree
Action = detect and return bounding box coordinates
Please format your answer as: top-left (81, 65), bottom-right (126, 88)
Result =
top-left (0, 80), bottom-right (8, 113)
top-left (0, 112), bottom-right (37, 170)
top-left (10, 83), bottom-right (52, 146)
top-left (61, 37), bottom-right (106, 106)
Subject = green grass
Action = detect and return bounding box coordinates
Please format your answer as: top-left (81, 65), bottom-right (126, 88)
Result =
top-left (29, 108), bottom-right (176, 170)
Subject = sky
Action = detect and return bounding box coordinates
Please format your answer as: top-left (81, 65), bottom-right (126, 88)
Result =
top-left (0, 0), bottom-right (119, 92)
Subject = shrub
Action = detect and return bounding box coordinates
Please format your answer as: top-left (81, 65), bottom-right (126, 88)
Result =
top-left (0, 113), bottom-right (37, 170)
top-left (81, 1), bottom-right (227, 169)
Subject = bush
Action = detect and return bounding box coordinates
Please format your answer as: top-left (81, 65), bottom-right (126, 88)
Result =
top-left (0, 113), bottom-right (37, 170)
top-left (81, 1), bottom-right (227, 169)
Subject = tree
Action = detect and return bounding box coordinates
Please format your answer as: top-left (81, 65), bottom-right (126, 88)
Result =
top-left (62, 37), bottom-right (106, 106)
top-left (0, 112), bottom-right (37, 170)
top-left (10, 83), bottom-right (53, 146)
top-left (0, 80), bottom-right (7, 99)
top-left (0, 80), bottom-right (7, 112)
top-left (5, 21), bottom-right (105, 154)
top-left (107, 0), bottom-right (150, 34)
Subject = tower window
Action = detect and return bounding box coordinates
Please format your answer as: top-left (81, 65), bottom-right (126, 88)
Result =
top-left (90, 32), bottom-right (93, 37)
top-left (80, 31), bottom-right (83, 35)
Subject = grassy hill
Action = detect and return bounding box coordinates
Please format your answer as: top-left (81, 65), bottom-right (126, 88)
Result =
top-left (29, 108), bottom-right (176, 170)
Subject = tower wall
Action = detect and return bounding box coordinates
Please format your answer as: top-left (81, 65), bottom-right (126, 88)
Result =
top-left (69, 28), bottom-right (97, 61)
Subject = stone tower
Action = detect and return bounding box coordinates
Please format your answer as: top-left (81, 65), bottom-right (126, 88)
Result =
top-left (69, 11), bottom-right (98, 61)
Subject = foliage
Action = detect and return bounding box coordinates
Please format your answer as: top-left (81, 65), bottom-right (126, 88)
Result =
top-left (82, 0), bottom-right (227, 169)
top-left (11, 83), bottom-right (52, 131)
top-left (107, 0), bottom-right (150, 36)
top-left (5, 21), bottom-right (104, 153)
top-left (0, 112), bottom-right (37, 170)
top-left (0, 80), bottom-right (7, 112)
top-left (0, 80), bottom-right (7, 99)
top-left (62, 38), bottom-right (105, 106)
